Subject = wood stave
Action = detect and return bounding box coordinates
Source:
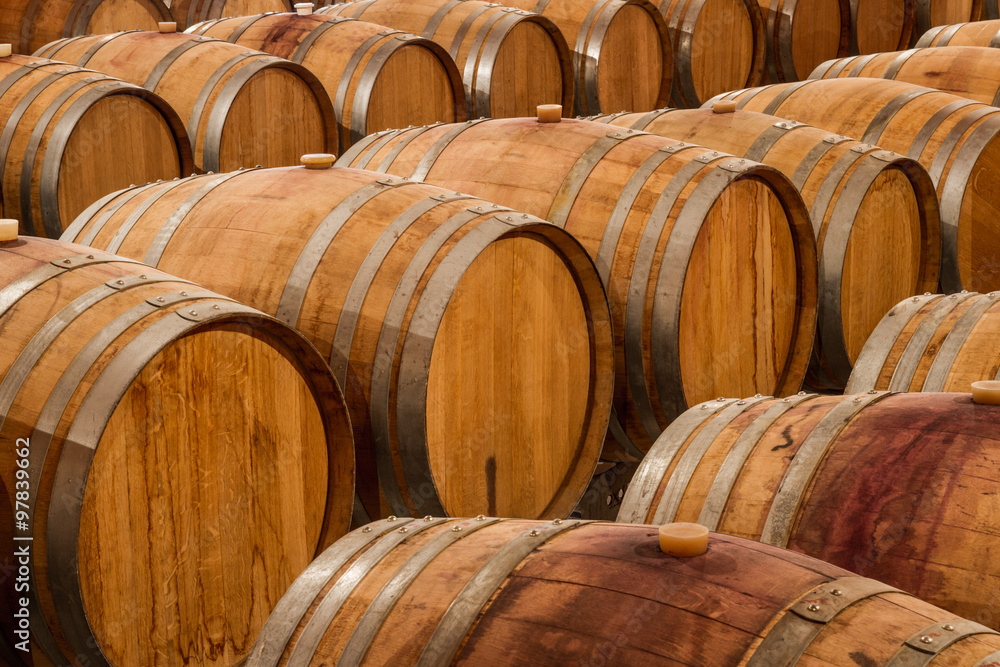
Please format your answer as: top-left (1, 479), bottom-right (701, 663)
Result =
top-left (911, 0), bottom-right (983, 46)
top-left (704, 77), bottom-right (1000, 293)
top-left (247, 518), bottom-right (1000, 666)
top-left (845, 290), bottom-right (1000, 393)
top-left (338, 117), bottom-right (819, 458)
top-left (618, 390), bottom-right (1000, 630)
top-left (589, 107), bottom-right (941, 390)
top-left (761, 0), bottom-right (851, 83)
top-left (315, 0), bottom-right (575, 119)
top-left (848, 0), bottom-right (915, 55)
top-left (915, 18), bottom-right (1000, 46)
top-left (0, 55), bottom-right (193, 239)
top-left (35, 30), bottom-right (338, 172)
top-left (0, 235), bottom-right (353, 666)
top-left (187, 12), bottom-right (467, 151)
top-left (0, 0), bottom-right (173, 54)
top-left (61, 164), bottom-right (615, 523)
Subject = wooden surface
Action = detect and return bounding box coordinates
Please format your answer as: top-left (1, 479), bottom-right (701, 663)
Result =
top-left (0, 0), bottom-right (171, 54)
top-left (249, 519), bottom-right (1000, 666)
top-left (171, 0), bottom-right (292, 30)
top-left (495, 0), bottom-right (671, 115)
top-left (0, 235), bottom-right (352, 666)
top-left (917, 18), bottom-right (1000, 46)
top-left (189, 12), bottom-right (465, 151)
top-left (621, 391), bottom-right (1000, 631)
top-left (846, 291), bottom-right (1000, 392)
top-left (36, 31), bottom-right (336, 172)
top-left (63, 164), bottom-right (614, 522)
top-left (757, 0), bottom-right (848, 82)
top-left (852, 0), bottom-right (914, 54)
top-left (713, 77), bottom-right (1000, 292)
top-left (811, 46), bottom-right (1000, 106)
top-left (316, 0), bottom-right (573, 119)
top-left (339, 116), bottom-right (818, 457)
top-left (650, 0), bottom-right (764, 106)
top-left (0, 54), bottom-right (191, 238)
top-left (596, 108), bottom-right (939, 389)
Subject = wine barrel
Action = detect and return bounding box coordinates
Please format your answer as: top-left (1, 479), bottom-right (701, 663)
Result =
top-left (0, 0), bottom-right (172, 55)
top-left (338, 115), bottom-right (819, 459)
top-left (620, 390), bottom-right (1000, 630)
top-left (647, 0), bottom-right (765, 107)
top-left (61, 156), bottom-right (615, 523)
top-left (480, 0), bottom-right (671, 115)
top-left (247, 518), bottom-right (1000, 666)
top-left (709, 77), bottom-right (1000, 292)
top-left (0, 54), bottom-right (193, 240)
top-left (590, 107), bottom-right (941, 390)
top-left (35, 28), bottom-right (337, 173)
top-left (0, 233), bottom-right (353, 667)
top-left (171, 0), bottom-right (292, 31)
top-left (917, 18), bottom-right (1000, 46)
top-left (845, 291), bottom-right (1000, 392)
top-left (187, 11), bottom-right (466, 151)
top-left (758, 0), bottom-right (849, 83)
top-left (315, 0), bottom-right (574, 119)
top-left (850, 0), bottom-right (915, 54)
top-left (912, 0), bottom-right (983, 45)
top-left (811, 46), bottom-right (1000, 107)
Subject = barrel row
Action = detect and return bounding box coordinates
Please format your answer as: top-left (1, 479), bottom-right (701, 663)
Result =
top-left (0, 233), bottom-right (354, 666)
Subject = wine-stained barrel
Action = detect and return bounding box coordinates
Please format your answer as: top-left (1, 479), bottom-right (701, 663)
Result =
top-left (811, 46), bottom-right (1000, 106)
top-left (61, 157), bottom-right (614, 523)
top-left (172, 0), bottom-right (292, 31)
top-left (0, 53), bottom-right (192, 239)
top-left (620, 391), bottom-right (1000, 629)
top-left (315, 0), bottom-right (574, 119)
top-left (338, 115), bottom-right (819, 458)
top-left (0, 233), bottom-right (353, 666)
top-left (187, 11), bottom-right (466, 151)
top-left (709, 77), bottom-right (1000, 292)
top-left (647, 0), bottom-right (765, 107)
top-left (0, 0), bottom-right (172, 54)
top-left (917, 18), bottom-right (1000, 46)
top-left (35, 28), bottom-right (337, 173)
top-left (846, 291), bottom-right (1000, 392)
top-left (590, 107), bottom-right (941, 390)
top-left (482, 0), bottom-right (672, 115)
top-left (758, 0), bottom-right (849, 83)
top-left (247, 518), bottom-right (1000, 666)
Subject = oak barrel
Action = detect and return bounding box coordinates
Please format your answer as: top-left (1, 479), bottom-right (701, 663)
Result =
top-left (620, 390), bottom-right (1000, 630)
top-left (483, 0), bottom-right (671, 115)
top-left (247, 518), bottom-right (1000, 666)
top-left (187, 11), bottom-right (466, 151)
top-left (811, 46), bottom-right (1000, 107)
top-left (709, 77), bottom-right (1000, 292)
top-left (339, 116), bottom-right (819, 458)
top-left (171, 0), bottom-right (292, 31)
top-left (591, 107), bottom-right (941, 390)
top-left (917, 18), bottom-right (1000, 45)
top-left (61, 158), bottom-right (614, 523)
top-left (757, 0), bottom-right (849, 82)
top-left (0, 54), bottom-right (192, 240)
top-left (648, 0), bottom-right (765, 107)
top-left (35, 29), bottom-right (337, 173)
top-left (315, 0), bottom-right (574, 119)
top-left (850, 0), bottom-right (915, 54)
top-left (0, 0), bottom-right (172, 55)
top-left (0, 234), bottom-right (353, 666)
top-left (845, 291), bottom-right (1000, 392)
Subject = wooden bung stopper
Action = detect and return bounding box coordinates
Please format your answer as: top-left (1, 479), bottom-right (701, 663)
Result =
top-left (301, 153), bottom-right (335, 169)
top-left (712, 100), bottom-right (737, 114)
top-left (659, 522), bottom-right (709, 557)
top-left (971, 381), bottom-right (1000, 405)
top-left (295, 2), bottom-right (314, 14)
top-left (158, 22), bottom-right (177, 33)
top-left (537, 104), bottom-right (562, 123)
top-left (0, 44), bottom-right (11, 58)
top-left (0, 218), bottom-right (16, 241)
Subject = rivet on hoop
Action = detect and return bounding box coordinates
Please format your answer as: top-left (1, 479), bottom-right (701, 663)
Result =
top-left (797, 391), bottom-right (807, 396)
top-left (528, 529), bottom-right (540, 537)
top-left (853, 397), bottom-right (863, 403)
top-left (361, 526), bottom-right (372, 533)
top-left (552, 518), bottom-right (563, 525)
top-left (476, 515), bottom-right (486, 521)
top-left (737, 400), bottom-right (746, 405)
top-left (807, 604), bottom-right (821, 612)
top-left (831, 589), bottom-right (843, 596)
top-left (868, 389), bottom-right (878, 394)
top-left (139, 274), bottom-right (146, 279)
top-left (452, 525), bottom-right (462, 532)
top-left (116, 279), bottom-right (125, 285)
top-left (387, 515), bottom-right (397, 522)
top-left (189, 310), bottom-right (198, 316)
top-left (87, 255), bottom-right (95, 259)
top-left (943, 623), bottom-right (955, 631)
top-left (424, 515), bottom-right (434, 521)
top-left (717, 397), bottom-right (726, 402)
top-left (920, 636), bottom-right (934, 645)
top-left (398, 527), bottom-right (408, 533)
top-left (156, 297), bottom-right (165, 302)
